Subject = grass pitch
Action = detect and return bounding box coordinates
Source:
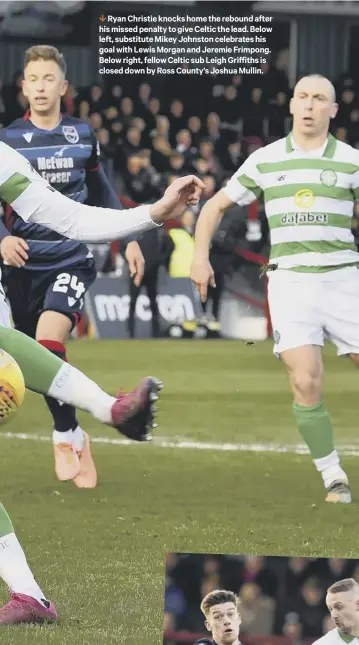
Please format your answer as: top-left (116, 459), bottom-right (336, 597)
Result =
top-left (1, 339), bottom-right (359, 644)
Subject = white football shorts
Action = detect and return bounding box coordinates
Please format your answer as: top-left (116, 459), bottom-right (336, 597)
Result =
top-left (267, 264), bottom-right (359, 356)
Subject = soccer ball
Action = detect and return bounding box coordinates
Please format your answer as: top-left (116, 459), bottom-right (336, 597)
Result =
top-left (0, 350), bottom-right (25, 424)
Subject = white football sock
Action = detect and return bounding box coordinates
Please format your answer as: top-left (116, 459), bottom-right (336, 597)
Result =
top-left (53, 429), bottom-right (74, 446)
top-left (0, 533), bottom-right (47, 603)
top-left (72, 425), bottom-right (86, 451)
top-left (52, 426), bottom-right (85, 451)
top-left (47, 363), bottom-right (115, 424)
top-left (314, 450), bottom-right (348, 488)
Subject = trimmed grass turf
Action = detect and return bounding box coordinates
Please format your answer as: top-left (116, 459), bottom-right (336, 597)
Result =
top-left (0, 339), bottom-right (359, 644)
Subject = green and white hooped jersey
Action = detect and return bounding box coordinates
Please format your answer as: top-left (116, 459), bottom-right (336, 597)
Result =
top-left (222, 133), bottom-right (359, 271)
top-left (313, 628), bottom-right (359, 645)
top-left (0, 141), bottom-right (55, 221)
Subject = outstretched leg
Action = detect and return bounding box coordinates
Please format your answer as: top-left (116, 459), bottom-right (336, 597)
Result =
top-left (0, 325), bottom-right (162, 443)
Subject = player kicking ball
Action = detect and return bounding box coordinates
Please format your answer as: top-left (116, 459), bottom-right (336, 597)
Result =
top-left (314, 578), bottom-right (359, 645)
top-left (191, 73), bottom-right (359, 504)
top-left (0, 45), bottom-right (146, 488)
top-left (0, 144), bottom-right (203, 623)
top-left (194, 589), bottom-right (242, 645)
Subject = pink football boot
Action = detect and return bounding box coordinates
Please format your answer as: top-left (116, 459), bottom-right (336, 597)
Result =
top-left (0, 592), bottom-right (57, 625)
top-left (111, 376), bottom-right (162, 441)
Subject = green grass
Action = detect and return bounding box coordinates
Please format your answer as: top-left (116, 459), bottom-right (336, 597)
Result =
top-left (1, 339), bottom-right (359, 644)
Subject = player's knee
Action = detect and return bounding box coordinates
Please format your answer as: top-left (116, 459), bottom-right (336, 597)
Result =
top-left (290, 370), bottom-right (322, 404)
top-left (35, 311), bottom-right (72, 343)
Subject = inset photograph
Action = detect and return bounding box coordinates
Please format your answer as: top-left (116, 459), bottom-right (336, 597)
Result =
top-left (164, 554), bottom-right (359, 645)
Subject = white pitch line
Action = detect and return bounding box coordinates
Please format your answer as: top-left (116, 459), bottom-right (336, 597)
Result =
top-left (1, 431), bottom-right (359, 456)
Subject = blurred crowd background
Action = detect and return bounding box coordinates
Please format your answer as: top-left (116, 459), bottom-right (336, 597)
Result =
top-left (163, 554), bottom-right (359, 645)
top-left (0, 57), bottom-right (293, 201)
top-left (3, 53), bottom-right (359, 203)
top-left (2, 19), bottom-right (359, 243)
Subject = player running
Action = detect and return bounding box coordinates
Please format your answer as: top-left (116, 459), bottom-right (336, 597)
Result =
top-left (0, 144), bottom-right (203, 624)
top-left (314, 578), bottom-right (359, 645)
top-left (194, 589), bottom-right (242, 645)
top-left (0, 45), bottom-right (145, 488)
top-left (191, 74), bottom-right (359, 504)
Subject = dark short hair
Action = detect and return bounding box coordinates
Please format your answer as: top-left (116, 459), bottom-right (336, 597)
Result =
top-left (201, 589), bottom-right (240, 617)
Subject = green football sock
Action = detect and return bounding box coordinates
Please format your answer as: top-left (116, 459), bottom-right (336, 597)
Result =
top-left (0, 502), bottom-right (14, 538)
top-left (0, 326), bottom-right (62, 394)
top-left (292, 400), bottom-right (335, 459)
top-left (0, 502), bottom-right (47, 600)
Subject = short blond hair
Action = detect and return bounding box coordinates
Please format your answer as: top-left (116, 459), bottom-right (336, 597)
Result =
top-left (328, 579), bottom-right (359, 595)
top-left (201, 589), bottom-right (240, 617)
top-left (24, 45), bottom-right (66, 76)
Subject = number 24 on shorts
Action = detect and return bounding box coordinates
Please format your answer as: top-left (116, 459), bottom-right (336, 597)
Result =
top-left (53, 272), bottom-right (86, 300)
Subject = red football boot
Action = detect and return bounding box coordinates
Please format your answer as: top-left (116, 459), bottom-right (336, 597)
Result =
top-left (111, 376), bottom-right (162, 441)
top-left (0, 592), bottom-right (57, 625)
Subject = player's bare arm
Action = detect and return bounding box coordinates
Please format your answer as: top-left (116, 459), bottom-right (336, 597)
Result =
top-left (191, 190), bottom-right (236, 302)
top-left (125, 241), bottom-right (145, 287)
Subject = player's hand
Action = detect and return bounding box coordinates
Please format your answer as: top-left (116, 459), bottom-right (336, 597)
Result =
top-left (125, 241), bottom-right (145, 287)
top-left (0, 236), bottom-right (29, 267)
top-left (149, 175), bottom-right (205, 222)
top-left (190, 259), bottom-right (216, 302)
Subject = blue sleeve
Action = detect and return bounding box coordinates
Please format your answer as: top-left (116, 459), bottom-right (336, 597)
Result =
top-left (86, 164), bottom-right (122, 209)
top-left (86, 164), bottom-right (137, 246)
top-left (0, 217), bottom-right (10, 242)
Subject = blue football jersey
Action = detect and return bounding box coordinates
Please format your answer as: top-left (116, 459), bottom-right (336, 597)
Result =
top-left (0, 112), bottom-right (100, 270)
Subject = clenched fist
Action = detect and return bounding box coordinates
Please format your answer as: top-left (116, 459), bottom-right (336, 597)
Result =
top-left (149, 175), bottom-right (205, 222)
top-left (0, 236), bottom-right (29, 267)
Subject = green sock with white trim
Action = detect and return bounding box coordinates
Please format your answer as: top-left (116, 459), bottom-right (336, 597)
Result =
top-left (0, 503), bottom-right (47, 603)
top-left (292, 400), bottom-right (347, 488)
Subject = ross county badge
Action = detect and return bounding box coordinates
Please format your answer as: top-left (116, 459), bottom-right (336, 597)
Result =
top-left (62, 125), bottom-right (79, 144)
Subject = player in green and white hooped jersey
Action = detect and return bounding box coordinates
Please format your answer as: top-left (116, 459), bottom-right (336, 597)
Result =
top-left (0, 146), bottom-right (203, 623)
top-left (191, 74), bottom-right (359, 504)
top-left (314, 578), bottom-right (359, 645)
